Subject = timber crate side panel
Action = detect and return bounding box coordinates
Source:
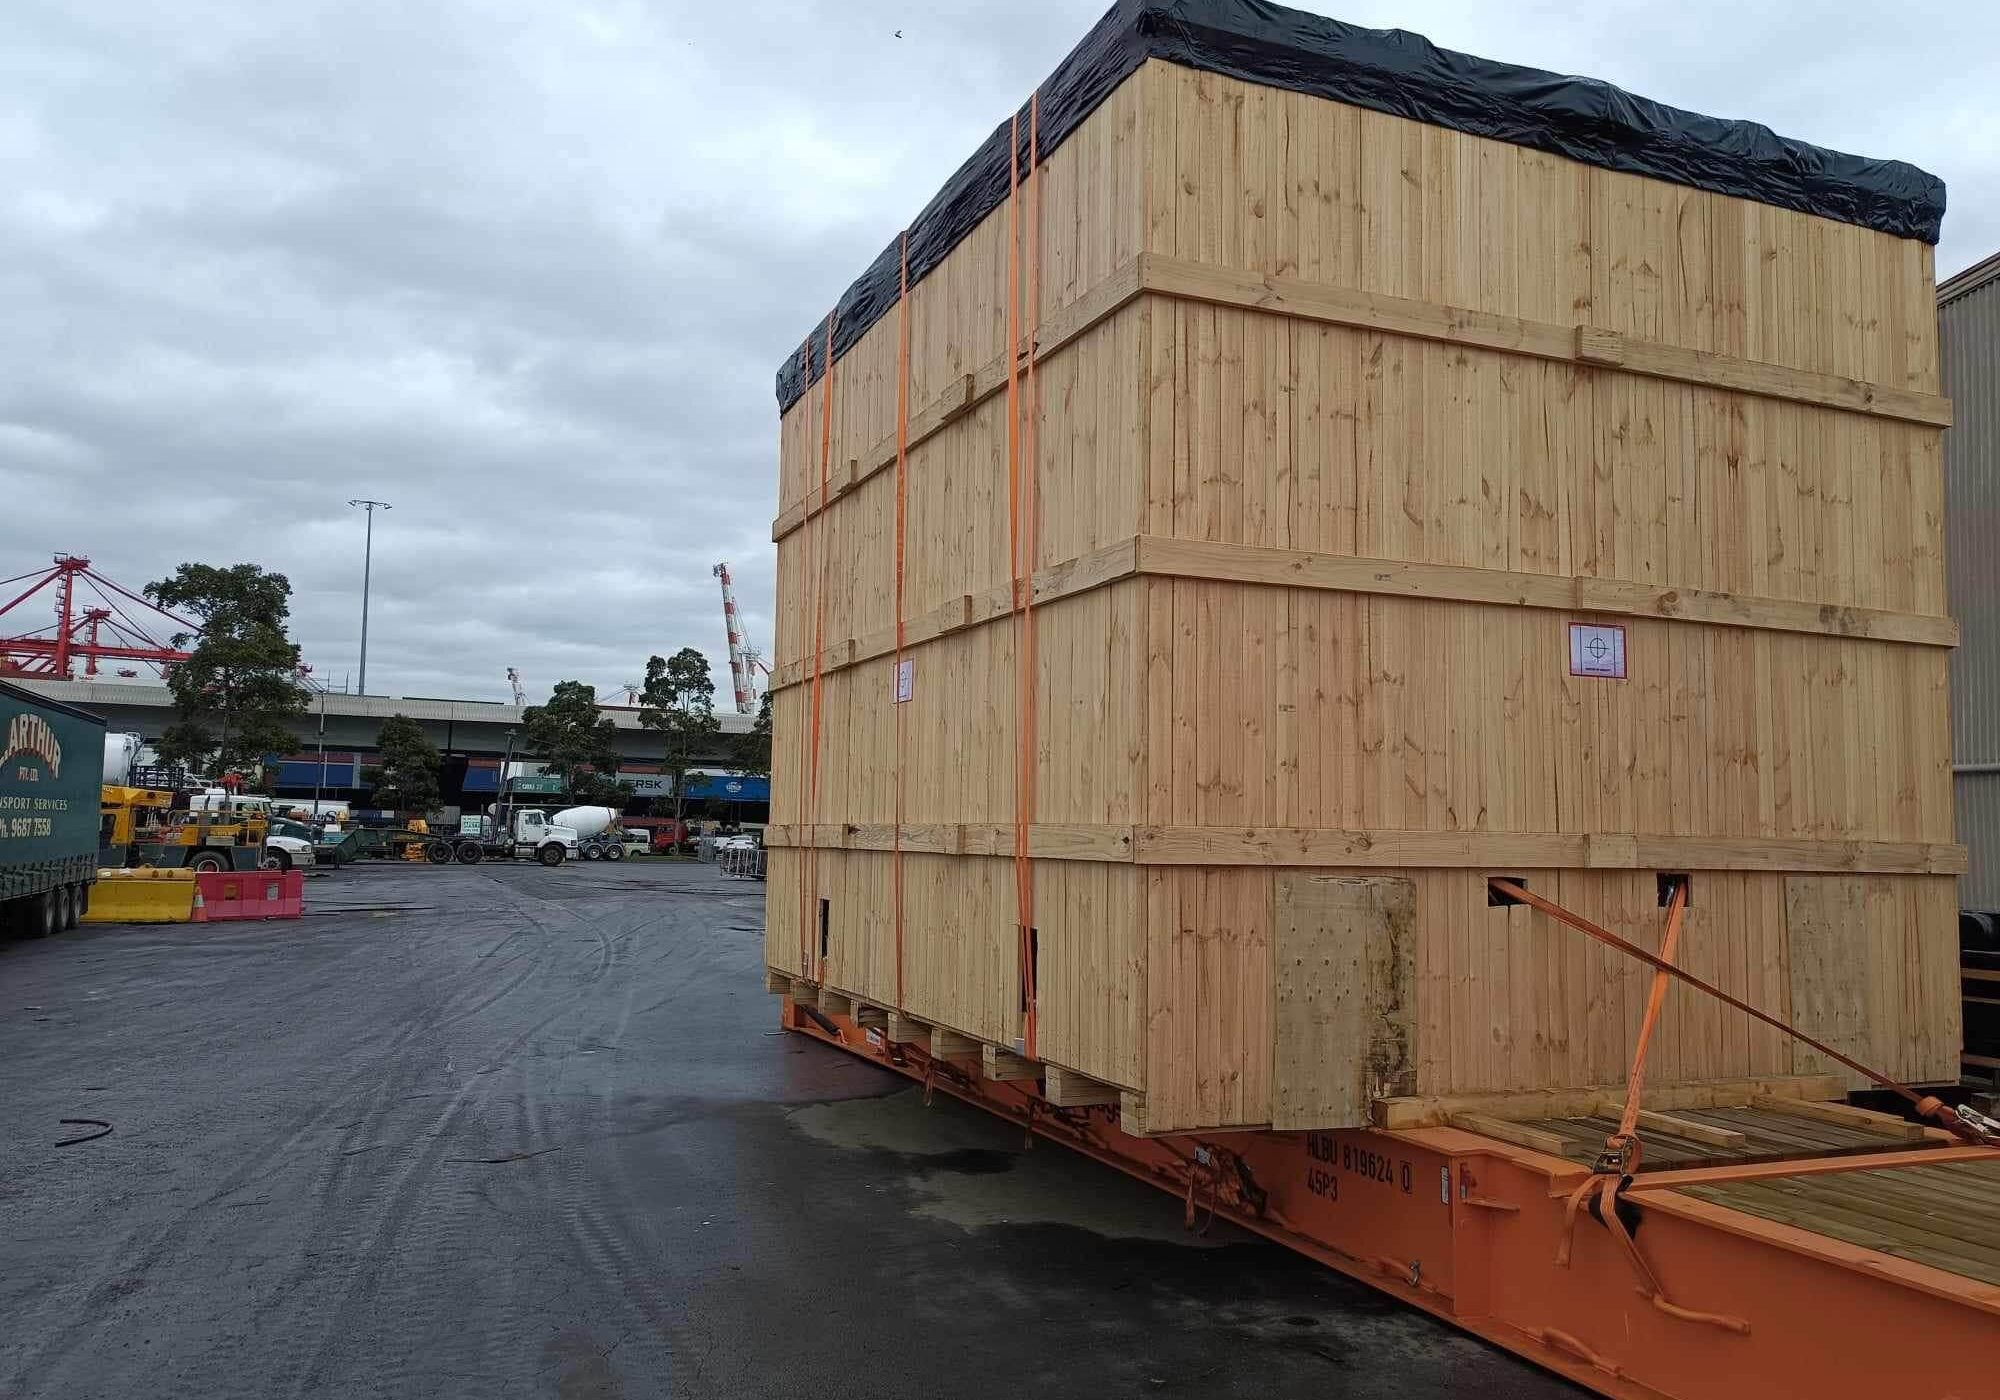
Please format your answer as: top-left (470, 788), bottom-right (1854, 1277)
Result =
top-left (1150, 591), bottom-right (1953, 845)
top-left (1033, 860), bottom-right (1146, 1091)
top-left (1120, 60), bottom-right (1959, 1118)
top-left (1141, 59), bottom-right (1940, 395)
top-left (765, 79), bottom-right (1152, 1081)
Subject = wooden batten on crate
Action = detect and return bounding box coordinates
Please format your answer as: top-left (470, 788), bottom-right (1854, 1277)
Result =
top-left (764, 0), bottom-right (1960, 1134)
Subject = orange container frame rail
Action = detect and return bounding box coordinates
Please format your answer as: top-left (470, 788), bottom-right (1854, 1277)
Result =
top-left (768, 985), bottom-right (2000, 1399)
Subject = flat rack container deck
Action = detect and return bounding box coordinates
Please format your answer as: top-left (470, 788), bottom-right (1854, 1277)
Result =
top-left (759, 3), bottom-right (1997, 1394)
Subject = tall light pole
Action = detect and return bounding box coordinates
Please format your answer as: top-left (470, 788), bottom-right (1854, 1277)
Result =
top-left (348, 499), bottom-right (391, 695)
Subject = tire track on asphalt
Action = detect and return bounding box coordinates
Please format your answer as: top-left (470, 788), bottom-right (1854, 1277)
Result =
top-left (1, 871), bottom-right (573, 1395)
top-left (277, 871), bottom-right (672, 1393)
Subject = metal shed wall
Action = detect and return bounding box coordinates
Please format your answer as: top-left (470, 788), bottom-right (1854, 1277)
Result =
top-left (1942, 251), bottom-right (2000, 910)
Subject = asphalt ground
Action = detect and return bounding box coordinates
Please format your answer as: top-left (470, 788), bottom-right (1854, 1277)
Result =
top-left (0, 859), bottom-right (1575, 1399)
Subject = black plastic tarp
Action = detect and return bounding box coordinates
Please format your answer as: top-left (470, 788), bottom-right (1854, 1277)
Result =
top-left (776, 0), bottom-right (1946, 411)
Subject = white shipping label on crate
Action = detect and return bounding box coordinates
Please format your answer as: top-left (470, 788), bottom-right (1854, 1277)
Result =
top-left (1567, 623), bottom-right (1627, 679)
top-left (895, 657), bottom-right (914, 703)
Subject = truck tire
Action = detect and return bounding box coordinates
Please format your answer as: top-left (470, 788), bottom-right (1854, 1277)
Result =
top-left (456, 841), bottom-right (484, 865)
top-left (189, 850), bottom-right (227, 875)
top-left (537, 842), bottom-right (565, 868)
top-left (605, 843), bottom-right (625, 862)
top-left (28, 891), bottom-right (58, 938)
top-left (73, 882), bottom-right (91, 922)
top-left (264, 850), bottom-right (293, 872)
top-left (54, 885), bottom-right (75, 932)
top-left (582, 842), bottom-right (602, 861)
top-left (425, 841), bottom-right (453, 865)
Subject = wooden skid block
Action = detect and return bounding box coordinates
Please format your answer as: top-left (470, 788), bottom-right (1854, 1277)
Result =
top-left (817, 986), bottom-right (854, 1018)
top-left (885, 1013), bottom-right (932, 1046)
top-left (1043, 1067), bottom-right (1120, 1108)
top-left (982, 1046), bottom-right (1041, 1081)
top-left (930, 1027), bottom-right (980, 1060)
top-left (1448, 1114), bottom-right (1571, 1158)
top-left (1374, 1075), bottom-right (1850, 1129)
top-left (853, 1005), bottom-right (888, 1031)
top-left (764, 968), bottom-right (790, 995)
top-left (1748, 1093), bottom-right (1930, 1141)
top-left (1613, 1107), bottom-right (1748, 1149)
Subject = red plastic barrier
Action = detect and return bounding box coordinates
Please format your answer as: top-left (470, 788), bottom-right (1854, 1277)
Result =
top-left (193, 869), bottom-right (304, 921)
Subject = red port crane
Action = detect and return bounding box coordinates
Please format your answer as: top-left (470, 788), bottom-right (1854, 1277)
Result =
top-left (0, 554), bottom-right (196, 680)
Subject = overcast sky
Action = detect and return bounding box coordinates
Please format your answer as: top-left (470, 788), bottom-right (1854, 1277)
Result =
top-left (5, 1), bottom-right (1996, 705)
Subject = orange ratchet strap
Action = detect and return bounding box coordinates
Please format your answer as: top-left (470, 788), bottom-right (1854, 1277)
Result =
top-left (1007, 96), bottom-right (1043, 1058)
top-left (806, 313), bottom-right (835, 980)
top-left (892, 232), bottom-right (911, 1008)
top-left (1599, 877), bottom-right (1689, 1174)
top-left (792, 333), bottom-right (815, 977)
top-left (1487, 877), bottom-right (2000, 1148)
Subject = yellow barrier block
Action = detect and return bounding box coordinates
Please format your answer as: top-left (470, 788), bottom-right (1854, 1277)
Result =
top-left (82, 872), bottom-right (196, 924)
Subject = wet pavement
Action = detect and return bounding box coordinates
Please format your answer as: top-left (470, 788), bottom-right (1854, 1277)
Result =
top-left (0, 860), bottom-right (1574, 1398)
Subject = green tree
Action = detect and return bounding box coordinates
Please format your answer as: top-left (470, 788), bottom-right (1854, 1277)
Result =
top-left (733, 691), bottom-right (772, 779)
top-left (639, 648), bottom-right (720, 833)
top-left (571, 770), bottom-right (633, 808)
top-left (145, 562), bottom-right (309, 775)
top-left (368, 714), bottom-right (441, 814)
top-left (520, 681), bottom-right (622, 799)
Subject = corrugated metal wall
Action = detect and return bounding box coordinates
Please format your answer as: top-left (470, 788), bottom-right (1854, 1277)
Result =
top-left (1942, 253), bottom-right (2000, 911)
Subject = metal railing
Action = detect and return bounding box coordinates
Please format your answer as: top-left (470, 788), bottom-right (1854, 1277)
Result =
top-left (718, 845), bottom-right (766, 880)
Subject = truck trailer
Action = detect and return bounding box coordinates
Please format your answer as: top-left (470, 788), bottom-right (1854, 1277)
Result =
top-left (0, 679), bottom-right (107, 937)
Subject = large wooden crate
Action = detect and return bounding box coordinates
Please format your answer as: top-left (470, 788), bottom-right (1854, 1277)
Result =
top-left (764, 2), bottom-right (1961, 1133)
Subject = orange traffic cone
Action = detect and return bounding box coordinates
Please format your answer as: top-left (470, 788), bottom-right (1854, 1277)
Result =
top-left (189, 882), bottom-right (208, 924)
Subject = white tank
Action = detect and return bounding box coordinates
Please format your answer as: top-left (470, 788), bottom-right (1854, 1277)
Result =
top-left (102, 732), bottom-right (143, 784)
top-left (551, 805), bottom-right (618, 838)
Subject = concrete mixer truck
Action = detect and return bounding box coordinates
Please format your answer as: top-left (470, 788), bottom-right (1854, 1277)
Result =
top-left (408, 803), bottom-right (622, 867)
top-left (552, 805), bottom-right (629, 862)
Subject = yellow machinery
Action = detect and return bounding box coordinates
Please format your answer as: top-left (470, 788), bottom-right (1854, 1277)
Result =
top-left (99, 786), bottom-right (271, 874)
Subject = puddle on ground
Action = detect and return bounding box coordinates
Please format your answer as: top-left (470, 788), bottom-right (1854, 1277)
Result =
top-left (787, 1089), bottom-right (1234, 1243)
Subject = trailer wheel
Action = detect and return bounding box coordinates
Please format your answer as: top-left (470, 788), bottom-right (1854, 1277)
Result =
top-left (189, 850), bottom-right (227, 875)
top-left (536, 842), bottom-right (565, 868)
top-left (54, 885), bottom-right (75, 932)
top-left (455, 841), bottom-right (483, 865)
top-left (29, 891), bottom-right (59, 938)
top-left (73, 882), bottom-right (90, 922)
top-left (604, 843), bottom-right (625, 862)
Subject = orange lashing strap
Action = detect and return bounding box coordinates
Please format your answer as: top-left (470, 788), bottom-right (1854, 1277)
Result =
top-left (1494, 872), bottom-right (1994, 1337)
top-left (792, 333), bottom-right (816, 978)
top-left (805, 312), bottom-right (835, 981)
top-left (1007, 95), bottom-right (1043, 1059)
top-left (1488, 877), bottom-right (2000, 1148)
top-left (892, 231), bottom-right (911, 1009)
top-left (1598, 877), bottom-right (1689, 1176)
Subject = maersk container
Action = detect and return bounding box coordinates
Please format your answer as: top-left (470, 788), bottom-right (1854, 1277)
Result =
top-left (0, 679), bottom-right (107, 937)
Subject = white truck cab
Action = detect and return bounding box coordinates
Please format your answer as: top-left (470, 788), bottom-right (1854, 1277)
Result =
top-left (511, 809), bottom-right (579, 866)
top-left (264, 817), bottom-right (317, 871)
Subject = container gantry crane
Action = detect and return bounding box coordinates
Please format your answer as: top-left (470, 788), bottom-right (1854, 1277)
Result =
top-left (0, 554), bottom-right (195, 680)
